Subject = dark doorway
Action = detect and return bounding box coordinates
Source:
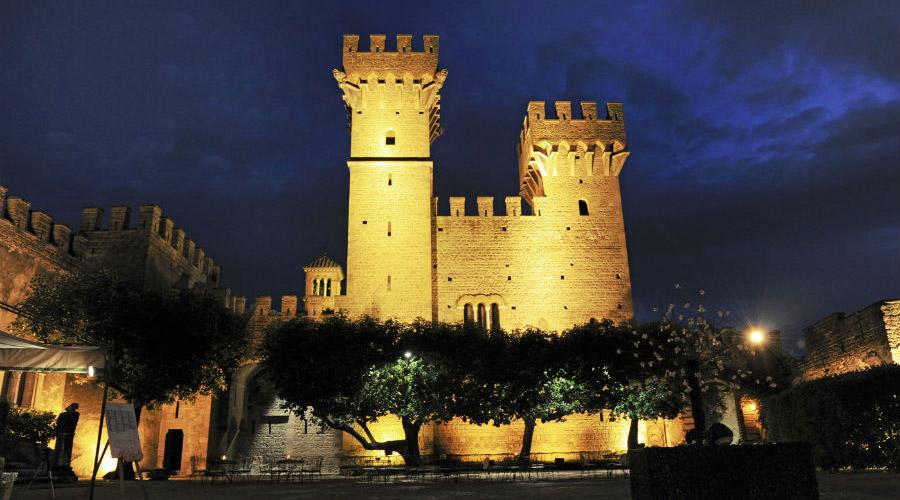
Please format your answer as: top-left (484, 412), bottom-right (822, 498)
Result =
top-left (163, 429), bottom-right (184, 473)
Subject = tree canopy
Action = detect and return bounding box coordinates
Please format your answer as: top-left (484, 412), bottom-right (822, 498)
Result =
top-left (13, 271), bottom-right (249, 410)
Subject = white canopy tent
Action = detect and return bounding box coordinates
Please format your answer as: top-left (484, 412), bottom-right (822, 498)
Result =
top-left (0, 330), bottom-right (105, 374)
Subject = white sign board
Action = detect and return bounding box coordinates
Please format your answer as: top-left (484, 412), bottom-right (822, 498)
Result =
top-left (105, 403), bottom-right (143, 462)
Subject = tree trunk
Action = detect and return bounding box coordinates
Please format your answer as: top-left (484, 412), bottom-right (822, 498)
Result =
top-left (519, 417), bottom-right (536, 461)
top-left (686, 359), bottom-right (706, 443)
top-left (627, 415), bottom-right (640, 449)
top-left (400, 417), bottom-right (422, 466)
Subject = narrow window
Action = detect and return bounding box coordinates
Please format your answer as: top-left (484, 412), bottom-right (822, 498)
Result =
top-left (175, 401), bottom-right (180, 418)
top-left (490, 303), bottom-right (501, 332)
top-left (388, 174), bottom-right (392, 186)
top-left (477, 303), bottom-right (488, 329)
top-left (326, 278), bottom-right (332, 296)
top-left (319, 278), bottom-right (326, 296)
top-left (385, 130), bottom-right (396, 145)
top-left (387, 222), bottom-right (392, 237)
top-left (578, 200), bottom-right (589, 216)
top-left (313, 280), bottom-right (318, 295)
top-left (536, 113), bottom-right (541, 120)
top-left (463, 303), bottom-right (474, 324)
top-left (387, 275), bottom-right (392, 291)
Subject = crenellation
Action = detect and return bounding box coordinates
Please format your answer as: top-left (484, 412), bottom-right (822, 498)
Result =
top-left (505, 196), bottom-right (522, 216)
top-left (8, 197), bottom-right (32, 230)
top-left (194, 248), bottom-right (205, 270)
top-left (476, 196), bottom-right (494, 217)
top-left (233, 296), bottom-right (247, 315)
top-left (52, 224), bottom-right (72, 253)
top-left (281, 295), bottom-right (298, 317)
top-left (369, 34), bottom-right (386, 53)
top-left (449, 197), bottom-right (465, 217)
top-left (80, 207), bottom-right (103, 233)
top-left (204, 256), bottom-right (215, 277)
top-left (158, 216), bottom-right (174, 244)
top-left (138, 204), bottom-right (162, 233)
top-left (555, 101), bottom-right (572, 120)
top-left (341, 34), bottom-right (440, 80)
top-left (184, 239), bottom-right (196, 260)
top-left (173, 228), bottom-right (185, 254)
top-left (30, 211), bottom-right (52, 241)
top-left (254, 296), bottom-right (272, 316)
top-left (580, 102), bottom-right (598, 120)
top-left (109, 206), bottom-right (131, 230)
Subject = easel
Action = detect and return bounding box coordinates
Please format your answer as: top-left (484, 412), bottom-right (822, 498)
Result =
top-left (22, 447), bottom-right (55, 499)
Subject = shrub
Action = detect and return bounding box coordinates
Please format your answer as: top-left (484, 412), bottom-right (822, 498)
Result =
top-left (6, 406), bottom-right (57, 447)
top-left (761, 364), bottom-right (900, 470)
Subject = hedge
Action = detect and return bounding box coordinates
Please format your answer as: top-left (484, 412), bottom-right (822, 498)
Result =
top-left (761, 364), bottom-right (900, 470)
top-left (628, 443), bottom-right (818, 500)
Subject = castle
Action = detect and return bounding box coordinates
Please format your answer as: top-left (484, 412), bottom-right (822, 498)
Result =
top-left (0, 34), bottom-right (686, 477)
top-left (218, 34), bottom-right (670, 471)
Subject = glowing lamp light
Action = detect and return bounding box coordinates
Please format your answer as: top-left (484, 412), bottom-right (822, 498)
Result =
top-left (404, 351), bottom-right (412, 359)
top-left (87, 366), bottom-right (96, 377)
top-left (748, 329), bottom-right (765, 345)
top-left (221, 454), bottom-right (227, 461)
top-left (746, 402), bottom-right (758, 412)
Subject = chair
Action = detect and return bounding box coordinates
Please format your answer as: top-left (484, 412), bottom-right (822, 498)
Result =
top-left (189, 456), bottom-right (207, 483)
top-left (301, 456), bottom-right (323, 482)
top-left (230, 456), bottom-right (252, 482)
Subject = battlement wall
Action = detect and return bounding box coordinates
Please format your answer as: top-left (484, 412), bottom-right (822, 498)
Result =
top-left (1, 185), bottom-right (79, 258)
top-left (520, 101), bottom-right (625, 142)
top-left (78, 205), bottom-right (219, 280)
top-left (433, 190), bottom-right (633, 333)
top-left (342, 34), bottom-right (439, 79)
top-left (801, 299), bottom-right (899, 380)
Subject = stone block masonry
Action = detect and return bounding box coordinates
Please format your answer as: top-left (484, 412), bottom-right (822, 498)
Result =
top-left (802, 299), bottom-right (900, 380)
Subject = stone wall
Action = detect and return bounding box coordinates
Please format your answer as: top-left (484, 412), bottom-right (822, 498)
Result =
top-left (0, 186), bottom-right (80, 330)
top-left (802, 299), bottom-right (899, 380)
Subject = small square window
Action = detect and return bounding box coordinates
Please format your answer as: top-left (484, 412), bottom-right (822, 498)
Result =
top-left (566, 227), bottom-right (570, 231)
top-left (386, 136), bottom-right (396, 145)
top-left (438, 227), bottom-right (444, 232)
top-left (362, 220), bottom-right (367, 224)
top-left (511, 306), bottom-right (517, 310)
top-left (507, 276), bottom-right (511, 280)
top-left (561, 275), bottom-right (565, 280)
top-left (501, 227), bottom-right (507, 232)
top-left (447, 277), bottom-right (452, 281)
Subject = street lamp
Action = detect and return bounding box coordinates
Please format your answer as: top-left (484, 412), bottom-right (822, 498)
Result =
top-left (403, 351), bottom-right (412, 359)
top-left (747, 328), bottom-right (765, 345)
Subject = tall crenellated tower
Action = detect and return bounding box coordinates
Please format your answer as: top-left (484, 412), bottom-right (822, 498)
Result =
top-left (335, 34), bottom-right (446, 321)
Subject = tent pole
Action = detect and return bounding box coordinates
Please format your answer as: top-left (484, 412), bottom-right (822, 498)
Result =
top-left (88, 381), bottom-right (110, 500)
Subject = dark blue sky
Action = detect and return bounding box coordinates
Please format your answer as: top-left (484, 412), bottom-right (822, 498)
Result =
top-left (2, 1), bottom-right (898, 353)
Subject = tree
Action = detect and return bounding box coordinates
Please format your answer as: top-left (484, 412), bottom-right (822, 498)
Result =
top-left (461, 328), bottom-right (584, 460)
top-left (264, 316), bottom-right (462, 466)
top-left (13, 271), bottom-right (249, 474)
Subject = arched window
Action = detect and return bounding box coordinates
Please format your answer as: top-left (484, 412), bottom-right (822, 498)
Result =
top-left (490, 303), bottom-right (501, 332)
top-left (326, 279), bottom-right (332, 296)
top-left (319, 278), bottom-right (326, 296)
top-left (463, 303), bottom-right (474, 324)
top-left (312, 279), bottom-right (318, 296)
top-left (477, 303), bottom-right (488, 329)
top-left (578, 200), bottom-right (589, 216)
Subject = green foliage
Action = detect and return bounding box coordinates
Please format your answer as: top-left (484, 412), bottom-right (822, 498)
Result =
top-left (13, 271), bottom-right (249, 409)
top-left (5, 406), bottom-right (57, 446)
top-left (761, 364), bottom-right (900, 470)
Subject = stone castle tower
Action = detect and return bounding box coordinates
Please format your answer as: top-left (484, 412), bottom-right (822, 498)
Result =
top-left (334, 34), bottom-right (633, 331)
top-left (334, 34), bottom-right (444, 322)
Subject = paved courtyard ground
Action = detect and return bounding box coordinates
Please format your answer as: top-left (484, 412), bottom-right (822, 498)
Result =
top-left (10, 471), bottom-right (899, 499)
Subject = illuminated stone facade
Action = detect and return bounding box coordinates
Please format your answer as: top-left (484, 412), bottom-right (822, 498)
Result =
top-left (0, 187), bottom-right (240, 477)
top-left (801, 299), bottom-right (900, 380)
top-left (331, 34), bottom-right (645, 460)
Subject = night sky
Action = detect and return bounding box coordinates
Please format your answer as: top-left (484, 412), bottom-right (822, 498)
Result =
top-left (2, 1), bottom-right (898, 353)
